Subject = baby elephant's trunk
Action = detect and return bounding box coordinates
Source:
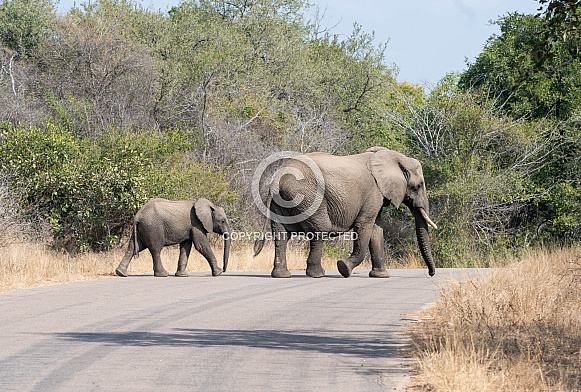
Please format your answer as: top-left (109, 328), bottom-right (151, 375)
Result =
top-left (222, 225), bottom-right (231, 272)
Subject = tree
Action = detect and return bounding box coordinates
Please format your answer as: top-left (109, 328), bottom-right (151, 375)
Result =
top-left (377, 76), bottom-right (558, 264)
top-left (458, 8), bottom-right (581, 245)
top-left (35, 0), bottom-right (159, 136)
top-left (0, 0), bottom-right (54, 58)
top-left (537, 0), bottom-right (581, 57)
top-left (459, 13), bottom-right (581, 120)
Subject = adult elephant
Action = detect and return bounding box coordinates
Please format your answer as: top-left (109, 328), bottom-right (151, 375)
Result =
top-left (253, 147), bottom-right (437, 278)
top-left (115, 198), bottom-right (231, 277)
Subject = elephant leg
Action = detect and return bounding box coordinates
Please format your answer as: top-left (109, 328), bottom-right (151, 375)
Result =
top-left (115, 245), bottom-right (135, 277)
top-left (150, 248), bottom-right (169, 277)
top-left (369, 223), bottom-right (389, 278)
top-left (115, 233), bottom-right (144, 277)
top-left (271, 221), bottom-right (291, 278)
top-left (337, 226), bottom-right (372, 278)
top-left (192, 230), bottom-right (222, 276)
top-left (305, 239), bottom-right (325, 278)
top-left (175, 240), bottom-right (192, 277)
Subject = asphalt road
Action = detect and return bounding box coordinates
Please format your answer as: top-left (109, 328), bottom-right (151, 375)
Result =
top-left (0, 268), bottom-right (486, 391)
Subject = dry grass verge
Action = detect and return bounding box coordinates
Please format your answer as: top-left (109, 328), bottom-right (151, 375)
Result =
top-left (0, 239), bottom-right (349, 292)
top-left (408, 246), bottom-right (581, 391)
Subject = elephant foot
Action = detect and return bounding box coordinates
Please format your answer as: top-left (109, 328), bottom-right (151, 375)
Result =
top-left (369, 269), bottom-right (390, 278)
top-left (337, 260), bottom-right (353, 278)
top-left (306, 266), bottom-right (325, 278)
top-left (115, 267), bottom-right (128, 277)
top-left (271, 267), bottom-right (292, 278)
top-left (175, 271), bottom-right (188, 277)
top-left (154, 270), bottom-right (169, 277)
top-left (211, 269), bottom-right (223, 277)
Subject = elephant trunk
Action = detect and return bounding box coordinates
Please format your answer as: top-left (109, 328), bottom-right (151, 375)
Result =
top-left (412, 207), bottom-right (436, 277)
top-left (222, 225), bottom-right (231, 273)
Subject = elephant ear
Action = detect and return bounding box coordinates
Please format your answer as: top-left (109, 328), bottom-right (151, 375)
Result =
top-left (194, 198), bottom-right (216, 233)
top-left (367, 149), bottom-right (408, 208)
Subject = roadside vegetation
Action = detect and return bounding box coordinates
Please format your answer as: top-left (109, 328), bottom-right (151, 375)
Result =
top-left (409, 246), bottom-right (581, 391)
top-left (1, 0), bottom-right (578, 263)
top-left (0, 241), bottom-right (343, 292)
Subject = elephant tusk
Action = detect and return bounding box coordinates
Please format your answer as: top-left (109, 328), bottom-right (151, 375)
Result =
top-left (419, 208), bottom-right (438, 229)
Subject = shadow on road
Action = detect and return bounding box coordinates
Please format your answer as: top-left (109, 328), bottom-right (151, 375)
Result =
top-left (51, 328), bottom-right (409, 358)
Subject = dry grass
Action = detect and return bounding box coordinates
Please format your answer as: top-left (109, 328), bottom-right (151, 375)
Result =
top-left (408, 246), bottom-right (581, 391)
top-left (0, 239), bottom-right (346, 292)
top-left (0, 243), bottom-right (118, 292)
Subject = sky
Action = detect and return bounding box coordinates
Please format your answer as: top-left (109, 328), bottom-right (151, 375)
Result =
top-left (313, 0), bottom-right (541, 86)
top-left (55, 0), bottom-right (542, 87)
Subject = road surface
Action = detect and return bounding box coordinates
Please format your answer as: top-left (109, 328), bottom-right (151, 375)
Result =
top-left (0, 268), bottom-right (486, 391)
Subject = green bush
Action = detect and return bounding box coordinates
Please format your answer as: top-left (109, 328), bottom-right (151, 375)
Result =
top-left (0, 0), bottom-right (54, 58)
top-left (534, 182), bottom-right (581, 243)
top-left (0, 123), bottom-right (237, 252)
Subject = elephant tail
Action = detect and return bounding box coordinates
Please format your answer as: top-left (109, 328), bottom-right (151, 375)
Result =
top-left (132, 221), bottom-right (139, 258)
top-left (253, 192), bottom-right (272, 256)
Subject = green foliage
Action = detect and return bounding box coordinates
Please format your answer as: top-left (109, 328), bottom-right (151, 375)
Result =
top-left (0, 123), bottom-right (235, 252)
top-left (457, 7), bottom-right (581, 250)
top-left (528, 121), bottom-right (581, 243)
top-left (459, 12), bottom-right (581, 120)
top-left (535, 181), bottom-right (581, 241)
top-left (537, 0), bottom-right (581, 57)
top-left (374, 81), bottom-right (556, 266)
top-left (0, 0), bottom-right (55, 57)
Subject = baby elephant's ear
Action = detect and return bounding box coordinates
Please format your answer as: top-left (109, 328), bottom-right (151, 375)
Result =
top-left (194, 198), bottom-right (216, 233)
top-left (367, 149), bottom-right (408, 208)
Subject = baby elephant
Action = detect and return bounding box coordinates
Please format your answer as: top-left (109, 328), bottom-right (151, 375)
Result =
top-left (115, 198), bottom-right (231, 277)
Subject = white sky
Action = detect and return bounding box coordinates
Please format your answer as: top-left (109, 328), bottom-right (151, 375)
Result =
top-left (55, 0), bottom-right (542, 86)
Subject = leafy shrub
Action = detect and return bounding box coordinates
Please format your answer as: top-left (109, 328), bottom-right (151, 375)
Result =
top-left (379, 83), bottom-right (557, 267)
top-left (0, 171), bottom-right (47, 246)
top-left (0, 123), bottom-right (236, 252)
top-left (0, 0), bottom-right (54, 58)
